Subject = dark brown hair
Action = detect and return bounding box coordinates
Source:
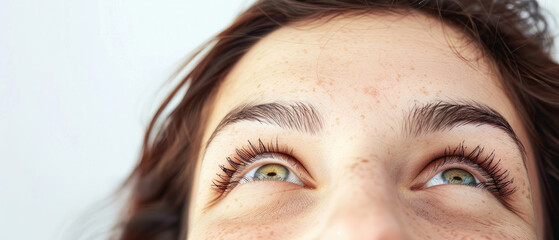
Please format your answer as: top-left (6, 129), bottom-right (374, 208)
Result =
top-left (116, 0), bottom-right (559, 239)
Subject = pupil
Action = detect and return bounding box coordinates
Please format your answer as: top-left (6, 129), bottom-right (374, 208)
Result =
top-left (453, 176), bottom-right (462, 181)
top-left (267, 172), bottom-right (277, 177)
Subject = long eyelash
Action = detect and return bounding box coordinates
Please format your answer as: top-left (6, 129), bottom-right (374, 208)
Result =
top-left (436, 142), bottom-right (517, 198)
top-left (212, 138), bottom-right (292, 192)
top-left (213, 141), bottom-right (518, 201)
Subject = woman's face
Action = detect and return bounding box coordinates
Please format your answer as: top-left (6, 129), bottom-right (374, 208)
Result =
top-left (187, 13), bottom-right (541, 239)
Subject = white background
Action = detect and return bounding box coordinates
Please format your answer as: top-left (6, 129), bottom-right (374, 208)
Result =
top-left (1, 1), bottom-right (558, 239)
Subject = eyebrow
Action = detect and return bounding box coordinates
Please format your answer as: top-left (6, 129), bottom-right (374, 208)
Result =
top-left (205, 100), bottom-right (525, 158)
top-left (205, 101), bottom-right (324, 150)
top-left (404, 101), bottom-right (526, 155)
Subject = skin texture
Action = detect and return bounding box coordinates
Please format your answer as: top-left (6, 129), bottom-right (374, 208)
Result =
top-left (186, 13), bottom-right (541, 239)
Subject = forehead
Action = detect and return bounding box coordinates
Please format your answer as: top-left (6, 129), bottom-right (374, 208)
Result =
top-left (208, 12), bottom-right (507, 120)
top-left (200, 12), bottom-right (537, 159)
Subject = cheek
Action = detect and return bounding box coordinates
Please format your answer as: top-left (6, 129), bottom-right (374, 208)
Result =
top-left (196, 220), bottom-right (299, 240)
top-left (405, 189), bottom-right (537, 239)
top-left (189, 184), bottom-right (317, 239)
top-left (190, 204), bottom-right (314, 240)
top-left (189, 193), bottom-right (531, 240)
top-left (400, 209), bottom-right (505, 240)
top-left (190, 205), bottom-right (518, 240)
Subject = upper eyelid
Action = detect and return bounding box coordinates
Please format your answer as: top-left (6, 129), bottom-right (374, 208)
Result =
top-left (212, 138), bottom-right (306, 192)
top-left (232, 153), bottom-right (299, 178)
top-left (431, 154), bottom-right (488, 175)
top-left (425, 146), bottom-right (517, 198)
top-left (428, 158), bottom-right (491, 182)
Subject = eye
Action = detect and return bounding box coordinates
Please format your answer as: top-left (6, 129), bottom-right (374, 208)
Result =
top-left (423, 168), bottom-right (480, 188)
top-left (238, 163), bottom-right (304, 186)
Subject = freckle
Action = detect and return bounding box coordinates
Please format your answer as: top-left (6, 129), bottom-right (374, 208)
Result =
top-left (329, 80), bottom-right (333, 86)
top-left (420, 87), bottom-right (429, 96)
top-left (424, 74), bottom-right (427, 77)
top-left (336, 117), bottom-right (340, 125)
top-left (367, 87), bottom-right (378, 97)
top-left (361, 159), bottom-right (368, 163)
top-left (349, 162), bottom-right (360, 171)
top-left (360, 114), bottom-right (365, 119)
top-left (312, 87), bottom-right (316, 92)
top-left (516, 167), bottom-right (520, 171)
top-left (362, 87), bottom-right (375, 96)
top-left (410, 66), bottom-right (415, 70)
top-left (302, 49), bottom-right (307, 53)
top-left (256, 83), bottom-right (261, 88)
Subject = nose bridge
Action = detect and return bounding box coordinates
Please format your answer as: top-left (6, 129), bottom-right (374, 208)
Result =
top-left (315, 154), bottom-right (409, 240)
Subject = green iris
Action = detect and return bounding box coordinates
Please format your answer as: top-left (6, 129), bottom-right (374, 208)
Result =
top-left (254, 164), bottom-right (288, 181)
top-left (442, 168), bottom-right (476, 186)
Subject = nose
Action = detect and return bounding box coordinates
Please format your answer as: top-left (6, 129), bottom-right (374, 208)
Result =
top-left (319, 222), bottom-right (406, 240)
top-left (315, 173), bottom-right (410, 239)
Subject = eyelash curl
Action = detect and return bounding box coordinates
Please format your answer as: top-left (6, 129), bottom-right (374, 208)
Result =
top-left (435, 142), bottom-right (517, 198)
top-left (212, 138), bottom-right (293, 193)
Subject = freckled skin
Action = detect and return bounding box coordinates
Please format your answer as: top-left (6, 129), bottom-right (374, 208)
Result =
top-left (187, 13), bottom-right (541, 239)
